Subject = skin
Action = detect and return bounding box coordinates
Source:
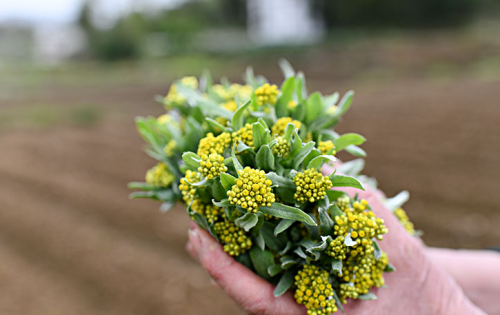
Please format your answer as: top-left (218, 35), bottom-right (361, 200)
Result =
top-left (186, 164), bottom-right (487, 315)
top-left (427, 248), bottom-right (500, 315)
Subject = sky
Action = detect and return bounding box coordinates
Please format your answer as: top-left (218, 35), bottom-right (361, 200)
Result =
top-left (0, 0), bottom-right (186, 24)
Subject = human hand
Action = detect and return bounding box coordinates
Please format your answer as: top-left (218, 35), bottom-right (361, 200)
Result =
top-left (186, 164), bottom-right (486, 315)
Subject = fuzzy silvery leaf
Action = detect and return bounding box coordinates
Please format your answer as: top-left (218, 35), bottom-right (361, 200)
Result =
top-left (159, 202), bottom-right (175, 213)
top-left (309, 236), bottom-right (333, 252)
top-left (358, 293), bottom-right (377, 301)
top-left (182, 152), bottom-right (201, 169)
top-left (345, 145), bottom-right (367, 157)
top-left (261, 222), bottom-right (287, 252)
top-left (128, 182), bottom-right (156, 191)
top-left (256, 145), bottom-right (275, 171)
top-left (231, 144), bottom-right (243, 172)
top-left (252, 122), bottom-right (271, 149)
top-left (232, 99), bottom-right (252, 130)
top-left (260, 203), bottom-right (317, 226)
top-left (205, 117), bottom-right (227, 132)
top-left (385, 190), bottom-right (410, 212)
top-left (330, 175), bottom-right (365, 191)
top-left (250, 246), bottom-right (275, 280)
top-left (344, 233), bottom-right (358, 247)
top-left (293, 141), bottom-right (316, 169)
top-left (273, 268), bottom-right (296, 297)
top-left (235, 213), bottom-right (259, 232)
top-left (276, 76), bottom-right (295, 118)
top-left (306, 92), bottom-right (323, 124)
top-left (307, 155), bottom-right (338, 171)
top-left (334, 133), bottom-right (366, 152)
top-left (336, 158), bottom-right (365, 176)
top-left (278, 58), bottom-right (295, 79)
top-left (331, 259), bottom-right (343, 276)
top-left (373, 240), bottom-right (383, 260)
top-left (212, 199), bottom-right (231, 207)
top-left (220, 173), bottom-right (236, 190)
top-left (267, 264), bottom-right (283, 277)
top-left (274, 219), bottom-right (295, 236)
top-left (318, 208), bottom-right (334, 235)
top-left (325, 190), bottom-right (346, 202)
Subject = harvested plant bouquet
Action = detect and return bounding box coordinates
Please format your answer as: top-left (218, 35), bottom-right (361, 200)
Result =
top-left (130, 62), bottom-right (417, 314)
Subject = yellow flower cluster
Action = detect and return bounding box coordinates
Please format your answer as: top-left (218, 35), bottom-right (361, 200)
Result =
top-left (145, 162), bottom-right (175, 188)
top-left (213, 84), bottom-right (253, 101)
top-left (272, 117), bottom-right (302, 136)
top-left (255, 83), bottom-right (279, 106)
top-left (337, 195), bottom-right (350, 212)
top-left (288, 100), bottom-right (297, 109)
top-left (213, 220), bottom-right (252, 256)
top-left (294, 265), bottom-right (338, 315)
top-left (318, 140), bottom-right (336, 155)
top-left (293, 169), bottom-right (333, 203)
top-left (198, 153), bottom-right (227, 180)
top-left (179, 170), bottom-right (202, 203)
top-left (232, 123), bottom-right (254, 148)
top-left (326, 236), bottom-right (348, 260)
top-left (227, 167), bottom-right (276, 213)
top-left (157, 114), bottom-right (174, 124)
top-left (272, 137), bottom-right (291, 158)
top-left (180, 76), bottom-right (199, 89)
top-left (204, 204), bottom-right (225, 224)
top-left (394, 207), bottom-right (416, 235)
top-left (197, 132), bottom-right (232, 156)
top-left (164, 139), bottom-right (176, 157)
top-left (164, 85), bottom-right (185, 107)
top-left (334, 209), bottom-right (388, 257)
top-left (221, 100), bottom-right (238, 112)
top-left (340, 252), bottom-right (389, 301)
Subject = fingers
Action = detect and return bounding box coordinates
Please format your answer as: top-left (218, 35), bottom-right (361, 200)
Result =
top-left (187, 225), bottom-right (305, 315)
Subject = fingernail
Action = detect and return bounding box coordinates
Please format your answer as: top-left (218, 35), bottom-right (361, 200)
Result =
top-left (188, 229), bottom-right (201, 253)
top-left (189, 220), bottom-right (197, 230)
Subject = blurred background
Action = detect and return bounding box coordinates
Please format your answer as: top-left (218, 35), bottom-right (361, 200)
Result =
top-left (1, 0), bottom-right (500, 314)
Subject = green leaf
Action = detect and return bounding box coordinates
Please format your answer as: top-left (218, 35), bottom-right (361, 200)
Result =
top-left (261, 222), bottom-right (287, 251)
top-left (158, 201), bottom-right (175, 213)
top-left (128, 182), bottom-right (156, 191)
top-left (260, 203), bottom-right (317, 226)
top-left (373, 241), bottom-right (382, 260)
top-left (231, 144), bottom-right (243, 172)
top-left (331, 259), bottom-right (343, 275)
top-left (182, 152), bottom-right (201, 169)
top-left (336, 158), bottom-right (365, 176)
top-left (307, 155), bottom-right (338, 170)
top-left (306, 92), bottom-right (323, 124)
top-left (333, 90), bottom-right (354, 119)
top-left (213, 199), bottom-right (231, 207)
top-left (345, 145), bottom-right (366, 157)
top-left (344, 233), bottom-right (357, 247)
top-left (330, 175), bottom-right (365, 190)
top-left (255, 232), bottom-right (265, 250)
top-left (385, 262), bottom-right (396, 272)
top-left (232, 99), bottom-right (252, 130)
top-left (385, 190), bottom-right (410, 211)
top-left (268, 264), bottom-right (282, 277)
top-left (293, 141), bottom-right (316, 169)
top-left (278, 58), bottom-right (295, 78)
top-left (309, 236), bottom-right (333, 252)
top-left (205, 117), bottom-right (227, 132)
top-left (325, 190), bottom-right (346, 201)
top-left (249, 246), bottom-right (275, 280)
top-left (318, 208), bottom-right (334, 235)
top-left (289, 129), bottom-right (303, 157)
top-left (329, 203), bottom-right (344, 218)
top-left (245, 66), bottom-right (258, 87)
top-left (274, 219), bottom-right (295, 236)
top-left (220, 173), bottom-right (237, 190)
top-left (200, 69), bottom-right (213, 93)
top-left (334, 133), bottom-right (366, 152)
top-left (235, 213), bottom-right (259, 232)
top-left (211, 181), bottom-right (227, 200)
top-left (187, 178), bottom-right (208, 187)
top-left (331, 290), bottom-right (345, 314)
top-left (155, 189), bottom-right (177, 201)
top-left (358, 292), bottom-right (377, 301)
top-left (273, 269), bottom-right (295, 297)
top-left (266, 172), bottom-right (295, 189)
top-left (252, 122), bottom-right (271, 149)
top-left (129, 191), bottom-right (155, 199)
top-left (275, 76), bottom-right (295, 117)
top-left (256, 145), bottom-right (275, 171)
top-left (283, 123), bottom-right (295, 141)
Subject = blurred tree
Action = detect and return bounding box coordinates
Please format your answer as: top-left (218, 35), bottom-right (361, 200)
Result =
top-left (313, 0), bottom-right (479, 29)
